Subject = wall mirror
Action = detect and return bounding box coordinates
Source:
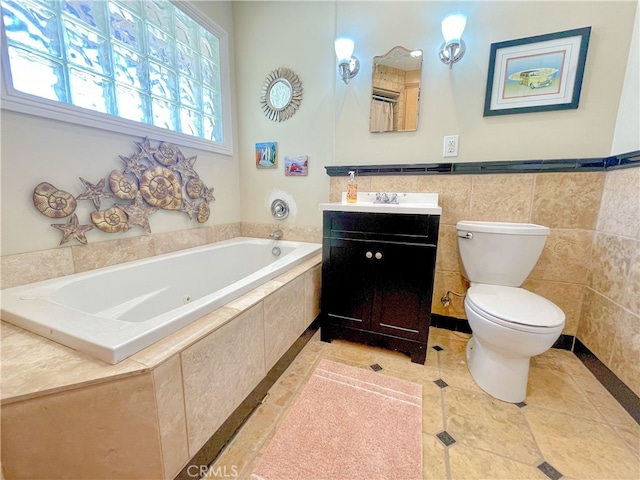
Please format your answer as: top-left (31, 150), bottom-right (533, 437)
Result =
top-left (370, 46), bottom-right (423, 133)
top-left (260, 67), bottom-right (303, 122)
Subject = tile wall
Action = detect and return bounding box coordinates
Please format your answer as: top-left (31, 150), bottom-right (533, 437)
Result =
top-left (329, 167), bottom-right (639, 397)
top-left (0, 223), bottom-right (242, 289)
top-left (580, 167), bottom-right (640, 397)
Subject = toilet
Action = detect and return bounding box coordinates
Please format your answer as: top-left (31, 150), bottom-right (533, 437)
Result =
top-left (456, 221), bottom-right (565, 403)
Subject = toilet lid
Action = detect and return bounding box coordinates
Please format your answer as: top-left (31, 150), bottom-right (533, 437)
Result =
top-left (466, 284), bottom-right (565, 328)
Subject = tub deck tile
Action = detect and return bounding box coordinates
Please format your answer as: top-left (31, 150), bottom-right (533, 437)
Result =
top-left (0, 322), bottom-right (148, 404)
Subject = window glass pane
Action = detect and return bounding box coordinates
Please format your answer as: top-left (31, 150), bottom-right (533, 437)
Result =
top-left (179, 75), bottom-right (198, 109)
top-left (7, 45), bottom-right (66, 100)
top-left (112, 43), bottom-right (144, 88)
top-left (202, 87), bottom-right (216, 116)
top-left (109, 2), bottom-right (142, 50)
top-left (146, 24), bottom-right (171, 63)
top-left (1, 0), bottom-right (227, 148)
top-left (201, 57), bottom-right (220, 91)
top-left (148, 61), bottom-right (175, 100)
top-left (177, 43), bottom-right (198, 78)
top-left (180, 108), bottom-right (201, 138)
top-left (151, 96), bottom-right (177, 130)
top-left (174, 8), bottom-right (196, 49)
top-left (144, 0), bottom-right (170, 31)
top-left (69, 67), bottom-right (111, 113)
top-left (115, 83), bottom-right (145, 122)
top-left (61, 0), bottom-right (103, 29)
top-left (2, 0), bottom-right (61, 57)
top-left (203, 115), bottom-right (218, 142)
top-left (63, 19), bottom-right (110, 75)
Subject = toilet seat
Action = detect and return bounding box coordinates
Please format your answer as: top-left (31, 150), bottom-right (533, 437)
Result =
top-left (466, 284), bottom-right (565, 333)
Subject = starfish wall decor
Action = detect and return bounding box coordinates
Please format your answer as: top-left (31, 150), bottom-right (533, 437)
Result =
top-left (32, 138), bottom-right (216, 245)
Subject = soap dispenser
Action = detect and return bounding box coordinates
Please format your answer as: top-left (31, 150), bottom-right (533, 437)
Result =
top-left (346, 171), bottom-right (358, 203)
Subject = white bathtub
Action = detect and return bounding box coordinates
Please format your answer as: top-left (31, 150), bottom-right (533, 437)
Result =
top-left (1, 237), bottom-right (321, 364)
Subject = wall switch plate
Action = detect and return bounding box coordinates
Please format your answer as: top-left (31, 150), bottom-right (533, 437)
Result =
top-left (443, 135), bottom-right (459, 157)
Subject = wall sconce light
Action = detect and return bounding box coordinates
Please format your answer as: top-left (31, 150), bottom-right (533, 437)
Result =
top-left (439, 13), bottom-right (467, 69)
top-left (334, 36), bottom-right (360, 84)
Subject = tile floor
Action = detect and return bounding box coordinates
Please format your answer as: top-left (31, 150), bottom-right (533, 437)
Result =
top-left (207, 327), bottom-right (639, 479)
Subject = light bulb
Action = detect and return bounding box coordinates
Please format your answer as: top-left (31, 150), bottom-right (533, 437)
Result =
top-left (334, 37), bottom-right (355, 63)
top-left (441, 13), bottom-right (467, 43)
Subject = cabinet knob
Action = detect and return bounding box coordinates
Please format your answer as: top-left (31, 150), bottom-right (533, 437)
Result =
top-left (365, 251), bottom-right (373, 259)
top-left (375, 252), bottom-right (383, 260)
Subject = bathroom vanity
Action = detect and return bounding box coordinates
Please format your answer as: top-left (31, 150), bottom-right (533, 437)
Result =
top-left (319, 193), bottom-right (441, 364)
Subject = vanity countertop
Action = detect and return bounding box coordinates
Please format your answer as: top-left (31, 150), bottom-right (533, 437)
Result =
top-left (319, 192), bottom-right (442, 215)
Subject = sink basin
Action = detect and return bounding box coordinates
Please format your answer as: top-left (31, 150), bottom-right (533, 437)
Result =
top-left (319, 192), bottom-right (442, 215)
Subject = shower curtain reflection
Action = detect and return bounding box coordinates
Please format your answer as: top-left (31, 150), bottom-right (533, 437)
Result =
top-left (370, 99), bottom-right (394, 132)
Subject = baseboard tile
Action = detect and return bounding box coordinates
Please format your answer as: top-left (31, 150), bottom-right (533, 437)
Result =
top-left (433, 314), bottom-right (639, 425)
top-left (574, 338), bottom-right (640, 424)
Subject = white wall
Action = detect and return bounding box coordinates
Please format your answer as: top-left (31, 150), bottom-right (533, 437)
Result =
top-left (1, 1), bottom-right (638, 257)
top-left (232, 1), bottom-right (336, 229)
top-left (0, 1), bottom-right (240, 256)
top-left (334, 0), bottom-right (637, 164)
top-left (611, 0), bottom-right (640, 154)
top-left (233, 1), bottom-right (638, 228)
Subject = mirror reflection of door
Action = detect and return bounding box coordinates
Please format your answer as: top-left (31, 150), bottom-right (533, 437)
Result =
top-left (370, 46), bottom-right (423, 133)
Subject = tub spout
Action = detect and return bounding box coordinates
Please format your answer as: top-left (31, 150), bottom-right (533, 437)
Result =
top-left (269, 229), bottom-right (283, 240)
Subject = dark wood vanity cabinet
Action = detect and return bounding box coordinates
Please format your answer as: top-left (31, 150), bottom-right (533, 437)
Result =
top-left (320, 211), bottom-right (440, 364)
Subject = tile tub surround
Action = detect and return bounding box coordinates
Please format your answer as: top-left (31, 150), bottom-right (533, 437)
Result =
top-left (0, 221), bottom-right (324, 290)
top-left (209, 328), bottom-right (639, 480)
top-left (0, 254), bottom-right (321, 480)
top-left (329, 164), bottom-right (640, 400)
top-left (0, 222), bottom-right (242, 289)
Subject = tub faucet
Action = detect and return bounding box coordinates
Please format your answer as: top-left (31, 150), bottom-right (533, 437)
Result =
top-left (269, 229), bottom-right (283, 240)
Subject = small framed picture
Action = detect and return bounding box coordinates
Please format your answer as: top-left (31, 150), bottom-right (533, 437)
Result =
top-left (255, 142), bottom-right (277, 168)
top-left (484, 27), bottom-right (591, 116)
top-left (284, 155), bottom-right (308, 176)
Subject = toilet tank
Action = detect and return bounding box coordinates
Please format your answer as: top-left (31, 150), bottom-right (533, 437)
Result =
top-left (456, 221), bottom-right (550, 287)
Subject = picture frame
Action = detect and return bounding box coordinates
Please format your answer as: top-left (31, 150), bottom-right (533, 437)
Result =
top-left (255, 142), bottom-right (277, 168)
top-left (483, 27), bottom-right (591, 116)
top-left (284, 155), bottom-right (308, 176)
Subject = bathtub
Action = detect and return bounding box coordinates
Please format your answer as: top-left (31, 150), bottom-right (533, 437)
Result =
top-left (1, 237), bottom-right (321, 364)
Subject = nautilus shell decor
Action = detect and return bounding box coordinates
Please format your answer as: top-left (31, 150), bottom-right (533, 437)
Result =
top-left (185, 177), bottom-right (205, 199)
top-left (139, 166), bottom-right (183, 210)
top-left (91, 207), bottom-right (130, 233)
top-left (109, 170), bottom-right (138, 200)
top-left (32, 138), bottom-right (216, 245)
top-left (196, 201), bottom-right (210, 223)
top-left (153, 142), bottom-right (179, 166)
top-left (33, 182), bottom-right (77, 218)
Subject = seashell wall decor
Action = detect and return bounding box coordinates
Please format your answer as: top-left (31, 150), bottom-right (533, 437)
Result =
top-left (32, 138), bottom-right (215, 245)
top-left (33, 182), bottom-right (77, 218)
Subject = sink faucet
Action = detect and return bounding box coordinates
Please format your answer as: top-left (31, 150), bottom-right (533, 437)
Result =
top-left (269, 229), bottom-right (283, 240)
top-left (374, 192), bottom-right (399, 204)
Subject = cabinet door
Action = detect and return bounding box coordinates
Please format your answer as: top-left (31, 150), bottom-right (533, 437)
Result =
top-left (370, 243), bottom-right (436, 341)
top-left (322, 238), bottom-right (374, 328)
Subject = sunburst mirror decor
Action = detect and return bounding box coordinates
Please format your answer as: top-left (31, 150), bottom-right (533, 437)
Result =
top-left (260, 67), bottom-right (303, 122)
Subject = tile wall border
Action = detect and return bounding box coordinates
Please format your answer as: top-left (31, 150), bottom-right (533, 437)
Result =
top-left (433, 314), bottom-right (639, 424)
top-left (324, 150), bottom-right (640, 177)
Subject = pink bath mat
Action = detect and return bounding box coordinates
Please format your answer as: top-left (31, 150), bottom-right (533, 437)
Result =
top-left (250, 358), bottom-right (423, 480)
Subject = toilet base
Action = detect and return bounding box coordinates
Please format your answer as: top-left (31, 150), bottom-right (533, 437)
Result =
top-left (466, 337), bottom-right (530, 403)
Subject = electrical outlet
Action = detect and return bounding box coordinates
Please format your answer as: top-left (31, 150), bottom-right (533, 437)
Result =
top-left (443, 135), bottom-right (459, 157)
